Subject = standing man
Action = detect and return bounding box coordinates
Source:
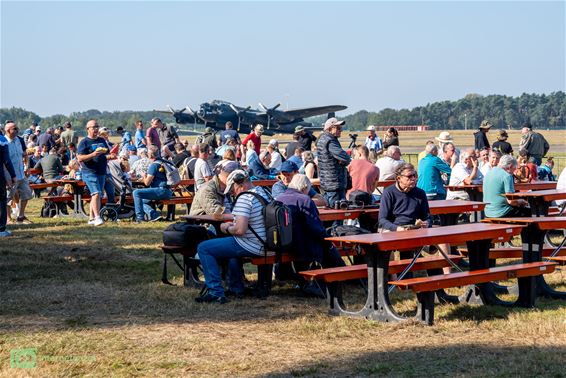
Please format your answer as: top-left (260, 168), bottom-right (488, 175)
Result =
top-left (241, 124), bottom-right (264, 156)
top-left (474, 120), bottom-right (492, 151)
top-left (60, 121), bottom-right (79, 147)
top-left (295, 126), bottom-right (316, 151)
top-left (77, 120), bottom-right (113, 226)
top-left (37, 127), bottom-right (56, 151)
top-left (158, 122), bottom-right (181, 157)
top-left (146, 118), bottom-right (163, 151)
top-left (4, 122), bottom-right (34, 224)
top-left (518, 122), bottom-right (549, 166)
top-left (132, 145), bottom-right (174, 222)
top-left (220, 121), bottom-right (241, 145)
top-left (134, 120), bottom-right (147, 150)
top-left (364, 125), bottom-right (383, 154)
top-left (116, 126), bottom-right (132, 154)
top-left (492, 129), bottom-right (513, 155)
top-left (316, 117), bottom-right (351, 207)
top-left (0, 130), bottom-right (16, 236)
top-left (194, 143), bottom-right (213, 191)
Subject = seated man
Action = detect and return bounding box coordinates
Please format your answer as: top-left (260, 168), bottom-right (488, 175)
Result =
top-left (483, 155), bottom-right (530, 218)
top-left (195, 170), bottom-right (271, 303)
top-left (132, 145), bottom-right (174, 222)
top-left (276, 174), bottom-right (346, 295)
top-left (189, 161), bottom-right (239, 216)
top-left (379, 163), bottom-right (430, 232)
top-left (247, 150), bottom-right (277, 180)
top-left (446, 148), bottom-right (483, 200)
top-left (417, 143), bottom-right (451, 200)
top-left (272, 160), bottom-right (326, 207)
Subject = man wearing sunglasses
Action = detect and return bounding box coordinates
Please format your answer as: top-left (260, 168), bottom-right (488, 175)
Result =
top-left (195, 169), bottom-right (270, 303)
top-left (316, 117), bottom-right (351, 209)
top-left (379, 163), bottom-right (430, 232)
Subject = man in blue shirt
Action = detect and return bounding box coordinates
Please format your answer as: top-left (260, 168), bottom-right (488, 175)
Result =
top-left (78, 120), bottom-right (115, 226)
top-left (272, 160), bottom-right (326, 206)
top-left (219, 121), bottom-right (241, 145)
top-left (483, 155), bottom-right (530, 218)
top-left (134, 120), bottom-right (147, 150)
top-left (116, 126), bottom-right (132, 155)
top-left (417, 143), bottom-right (451, 200)
top-left (132, 145), bottom-right (174, 222)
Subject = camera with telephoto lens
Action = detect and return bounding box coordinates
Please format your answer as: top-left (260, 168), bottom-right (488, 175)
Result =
top-left (334, 200), bottom-right (352, 210)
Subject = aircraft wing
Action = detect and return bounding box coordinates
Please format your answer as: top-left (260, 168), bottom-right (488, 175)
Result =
top-left (281, 105), bottom-right (347, 120)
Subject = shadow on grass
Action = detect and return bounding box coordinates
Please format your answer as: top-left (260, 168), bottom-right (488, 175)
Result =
top-left (263, 345), bottom-right (566, 377)
top-left (1, 221), bottom-right (566, 332)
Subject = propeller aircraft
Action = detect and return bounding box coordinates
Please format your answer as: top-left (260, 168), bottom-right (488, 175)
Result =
top-left (155, 100), bottom-right (347, 136)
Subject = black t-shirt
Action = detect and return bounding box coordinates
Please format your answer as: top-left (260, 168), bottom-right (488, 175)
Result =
top-left (492, 141), bottom-right (513, 155)
top-left (298, 132), bottom-right (316, 151)
top-left (158, 125), bottom-right (178, 146)
top-left (77, 137), bottom-right (110, 175)
top-left (172, 151), bottom-right (190, 167)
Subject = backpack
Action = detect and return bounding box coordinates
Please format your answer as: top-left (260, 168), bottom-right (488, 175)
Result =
top-left (156, 158), bottom-right (181, 187)
top-left (235, 189), bottom-right (293, 259)
top-left (180, 157), bottom-right (196, 180)
top-left (40, 200), bottom-right (58, 218)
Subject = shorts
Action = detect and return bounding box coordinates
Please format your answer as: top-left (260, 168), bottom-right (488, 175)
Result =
top-left (7, 178), bottom-right (34, 201)
top-left (82, 171), bottom-right (106, 196)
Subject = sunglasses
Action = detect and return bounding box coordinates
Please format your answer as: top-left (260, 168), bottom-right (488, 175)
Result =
top-left (401, 173), bottom-right (418, 179)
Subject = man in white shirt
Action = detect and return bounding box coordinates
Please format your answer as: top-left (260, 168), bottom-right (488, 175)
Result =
top-left (447, 148), bottom-right (483, 200)
top-left (193, 143), bottom-right (213, 191)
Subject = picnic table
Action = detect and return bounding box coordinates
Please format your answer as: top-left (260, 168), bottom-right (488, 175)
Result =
top-left (323, 223), bottom-right (527, 323)
top-left (482, 216), bottom-right (566, 300)
top-left (504, 189), bottom-right (566, 217)
top-left (428, 199), bottom-right (486, 224)
top-left (445, 181), bottom-right (558, 203)
top-left (54, 179), bottom-right (88, 218)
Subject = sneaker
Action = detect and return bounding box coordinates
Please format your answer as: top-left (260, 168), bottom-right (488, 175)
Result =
top-left (149, 215), bottom-right (163, 222)
top-left (16, 216), bottom-right (33, 225)
top-left (88, 219), bottom-right (96, 225)
top-left (0, 230), bottom-right (12, 237)
top-left (93, 217), bottom-right (104, 226)
top-left (194, 293), bottom-right (228, 304)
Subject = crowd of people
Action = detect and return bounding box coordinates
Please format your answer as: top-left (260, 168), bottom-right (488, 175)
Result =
top-left (1, 117), bottom-right (565, 304)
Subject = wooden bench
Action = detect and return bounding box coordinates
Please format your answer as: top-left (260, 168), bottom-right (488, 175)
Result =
top-left (458, 247), bottom-right (566, 259)
top-left (299, 255), bottom-right (463, 283)
top-left (156, 196), bottom-right (194, 221)
top-left (547, 256), bottom-right (566, 265)
top-left (30, 182), bottom-right (60, 190)
top-left (389, 261), bottom-right (558, 325)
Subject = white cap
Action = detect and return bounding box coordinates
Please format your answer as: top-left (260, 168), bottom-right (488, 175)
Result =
top-left (366, 125), bottom-right (376, 131)
top-left (268, 138), bottom-right (278, 146)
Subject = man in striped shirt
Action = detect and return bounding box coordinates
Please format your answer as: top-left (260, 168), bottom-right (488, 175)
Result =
top-left (195, 169), bottom-right (270, 303)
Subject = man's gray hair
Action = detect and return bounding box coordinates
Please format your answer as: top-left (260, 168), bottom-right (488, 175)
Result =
top-left (148, 145), bottom-right (159, 158)
top-left (425, 143), bottom-right (438, 154)
top-left (288, 174), bottom-right (312, 193)
top-left (386, 145), bottom-right (400, 157)
top-left (459, 148), bottom-right (474, 163)
top-left (498, 154), bottom-right (517, 170)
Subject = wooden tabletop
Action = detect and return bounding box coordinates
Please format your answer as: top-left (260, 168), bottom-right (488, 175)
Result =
top-left (482, 216), bottom-right (566, 230)
top-left (326, 223), bottom-right (524, 252)
top-left (318, 208), bottom-right (379, 221)
top-left (250, 179), bottom-right (277, 187)
top-left (55, 179), bottom-right (86, 186)
top-left (504, 189), bottom-right (566, 202)
top-left (445, 181), bottom-right (557, 193)
top-left (428, 200), bottom-right (486, 215)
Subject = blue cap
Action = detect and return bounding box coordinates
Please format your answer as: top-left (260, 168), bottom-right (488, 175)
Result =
top-left (127, 145), bottom-right (137, 151)
top-left (280, 160), bottom-right (299, 173)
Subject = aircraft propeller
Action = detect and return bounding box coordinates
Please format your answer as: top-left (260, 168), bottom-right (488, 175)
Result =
top-left (185, 106), bottom-right (200, 130)
top-left (258, 102), bottom-right (281, 129)
top-left (229, 104), bottom-right (252, 131)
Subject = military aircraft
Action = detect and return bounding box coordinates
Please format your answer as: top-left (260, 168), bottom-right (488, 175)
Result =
top-left (155, 100), bottom-right (347, 136)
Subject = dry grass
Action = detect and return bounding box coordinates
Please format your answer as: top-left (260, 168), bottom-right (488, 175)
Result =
top-left (1, 200), bottom-right (566, 377)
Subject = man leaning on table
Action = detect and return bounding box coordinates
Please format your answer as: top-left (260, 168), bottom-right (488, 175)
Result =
top-left (483, 155), bottom-right (531, 218)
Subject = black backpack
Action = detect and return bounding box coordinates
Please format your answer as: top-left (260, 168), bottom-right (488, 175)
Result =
top-left (236, 189), bottom-right (293, 258)
top-left (40, 200), bottom-right (57, 218)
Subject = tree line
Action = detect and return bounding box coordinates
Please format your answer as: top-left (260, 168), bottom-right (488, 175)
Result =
top-left (1, 92), bottom-right (565, 134)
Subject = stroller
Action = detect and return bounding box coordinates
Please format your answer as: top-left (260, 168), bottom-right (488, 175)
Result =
top-left (99, 160), bottom-right (135, 221)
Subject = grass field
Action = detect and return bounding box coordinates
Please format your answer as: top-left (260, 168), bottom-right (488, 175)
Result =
top-left (1, 200), bottom-right (566, 377)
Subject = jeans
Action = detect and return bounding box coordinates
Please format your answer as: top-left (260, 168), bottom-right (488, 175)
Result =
top-left (133, 187), bottom-right (172, 221)
top-left (104, 175), bottom-right (116, 203)
top-left (82, 171), bottom-right (106, 196)
top-left (0, 175), bottom-right (7, 232)
top-left (197, 237), bottom-right (257, 297)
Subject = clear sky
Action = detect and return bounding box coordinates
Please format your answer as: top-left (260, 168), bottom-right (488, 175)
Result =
top-left (1, 1), bottom-right (564, 117)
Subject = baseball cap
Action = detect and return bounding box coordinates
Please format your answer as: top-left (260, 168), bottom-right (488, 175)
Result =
top-left (224, 169), bottom-right (249, 194)
top-left (366, 125), bottom-right (376, 131)
top-left (268, 138), bottom-right (278, 146)
top-left (280, 160), bottom-right (299, 173)
top-left (99, 127), bottom-right (110, 133)
top-left (205, 127), bottom-right (214, 133)
top-left (220, 161), bottom-right (239, 173)
top-left (116, 126), bottom-right (124, 132)
top-left (323, 117), bottom-right (345, 131)
top-left (127, 145), bottom-right (137, 152)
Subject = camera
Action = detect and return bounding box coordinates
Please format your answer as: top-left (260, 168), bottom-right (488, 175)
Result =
top-left (349, 133), bottom-right (358, 139)
top-left (334, 200), bottom-right (351, 210)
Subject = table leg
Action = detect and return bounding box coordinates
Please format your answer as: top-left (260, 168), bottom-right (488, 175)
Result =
top-left (521, 224), bottom-right (566, 299)
top-left (327, 248), bottom-right (405, 323)
top-left (461, 239), bottom-right (513, 306)
top-left (528, 197), bottom-right (549, 217)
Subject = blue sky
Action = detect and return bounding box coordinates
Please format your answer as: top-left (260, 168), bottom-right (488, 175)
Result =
top-left (1, 1), bottom-right (564, 117)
